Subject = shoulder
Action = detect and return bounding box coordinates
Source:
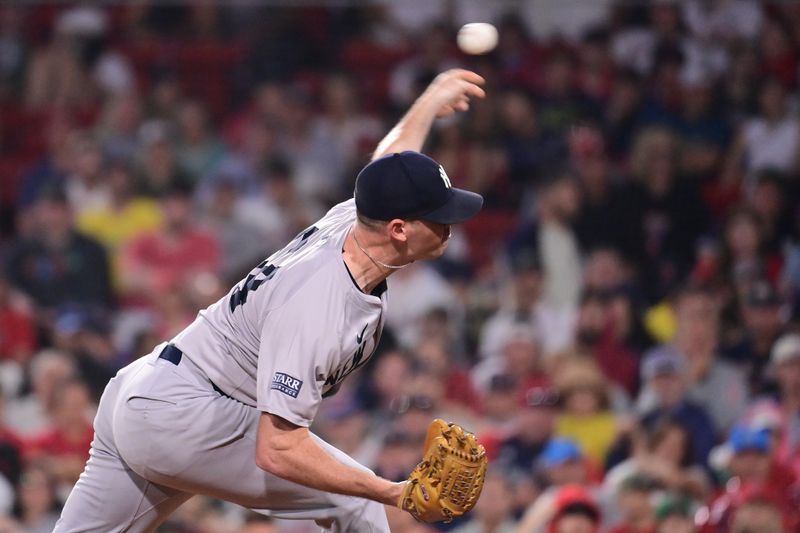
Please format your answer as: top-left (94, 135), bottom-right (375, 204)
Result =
top-left (264, 248), bottom-right (348, 312)
top-left (319, 198), bottom-right (356, 226)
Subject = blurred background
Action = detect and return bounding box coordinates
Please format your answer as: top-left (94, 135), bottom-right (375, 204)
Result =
top-left (1, 0), bottom-right (800, 532)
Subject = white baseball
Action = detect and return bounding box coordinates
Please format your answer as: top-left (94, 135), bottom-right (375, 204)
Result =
top-left (457, 23), bottom-right (498, 55)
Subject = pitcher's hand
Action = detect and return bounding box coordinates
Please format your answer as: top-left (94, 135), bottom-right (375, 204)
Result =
top-left (420, 69), bottom-right (486, 118)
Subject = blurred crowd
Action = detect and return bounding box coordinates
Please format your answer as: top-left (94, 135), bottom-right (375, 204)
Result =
top-left (2, 1), bottom-right (800, 532)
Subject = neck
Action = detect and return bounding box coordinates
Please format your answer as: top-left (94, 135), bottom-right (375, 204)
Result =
top-left (343, 226), bottom-right (402, 294)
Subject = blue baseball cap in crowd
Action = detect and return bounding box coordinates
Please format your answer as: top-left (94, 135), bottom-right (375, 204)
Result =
top-left (355, 151), bottom-right (484, 224)
top-left (729, 425), bottom-right (771, 454)
top-left (538, 438), bottom-right (583, 469)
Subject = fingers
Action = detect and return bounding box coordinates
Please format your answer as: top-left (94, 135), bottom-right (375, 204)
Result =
top-left (454, 99), bottom-right (470, 113)
top-left (463, 83), bottom-right (485, 100)
top-left (434, 69), bottom-right (487, 99)
top-left (442, 68), bottom-right (486, 87)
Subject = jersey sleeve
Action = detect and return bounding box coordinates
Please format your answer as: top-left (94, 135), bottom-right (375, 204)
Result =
top-left (256, 296), bottom-right (340, 427)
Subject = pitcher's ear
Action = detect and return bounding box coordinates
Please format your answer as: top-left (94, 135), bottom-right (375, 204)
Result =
top-left (388, 218), bottom-right (409, 243)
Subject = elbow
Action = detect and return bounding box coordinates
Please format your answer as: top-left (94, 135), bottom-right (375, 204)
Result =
top-left (256, 413), bottom-right (305, 478)
top-left (256, 445), bottom-right (289, 479)
top-left (255, 448), bottom-right (280, 475)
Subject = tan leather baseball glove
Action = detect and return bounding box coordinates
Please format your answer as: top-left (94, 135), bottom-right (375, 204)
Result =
top-left (398, 419), bottom-right (488, 523)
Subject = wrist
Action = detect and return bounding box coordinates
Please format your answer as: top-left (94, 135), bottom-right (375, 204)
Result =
top-left (376, 479), bottom-right (406, 507)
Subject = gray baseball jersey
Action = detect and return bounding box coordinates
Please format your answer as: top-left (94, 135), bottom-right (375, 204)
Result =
top-left (172, 198), bottom-right (387, 427)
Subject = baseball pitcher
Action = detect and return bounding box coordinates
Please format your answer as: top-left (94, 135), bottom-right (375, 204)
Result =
top-left (55, 69), bottom-right (488, 532)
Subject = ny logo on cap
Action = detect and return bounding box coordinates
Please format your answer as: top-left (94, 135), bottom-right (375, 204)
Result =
top-left (438, 166), bottom-right (452, 189)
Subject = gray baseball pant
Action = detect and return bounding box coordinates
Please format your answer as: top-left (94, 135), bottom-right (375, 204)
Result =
top-left (53, 344), bottom-right (390, 532)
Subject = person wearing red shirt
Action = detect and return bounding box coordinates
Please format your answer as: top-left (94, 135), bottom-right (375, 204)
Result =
top-left (701, 425), bottom-right (800, 532)
top-left (27, 379), bottom-right (94, 491)
top-left (118, 180), bottom-right (220, 308)
top-left (0, 275), bottom-right (36, 363)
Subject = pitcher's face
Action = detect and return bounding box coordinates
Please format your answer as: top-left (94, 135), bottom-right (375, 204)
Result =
top-left (405, 220), bottom-right (451, 260)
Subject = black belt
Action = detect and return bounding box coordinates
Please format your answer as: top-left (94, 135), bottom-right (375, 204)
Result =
top-left (158, 344), bottom-right (231, 399)
top-left (158, 344), bottom-right (183, 365)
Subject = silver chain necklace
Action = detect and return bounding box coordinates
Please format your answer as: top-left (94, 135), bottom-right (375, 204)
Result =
top-left (351, 227), bottom-right (409, 270)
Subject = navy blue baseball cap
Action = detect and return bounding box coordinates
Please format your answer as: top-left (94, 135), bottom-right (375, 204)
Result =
top-left (355, 151), bottom-right (484, 224)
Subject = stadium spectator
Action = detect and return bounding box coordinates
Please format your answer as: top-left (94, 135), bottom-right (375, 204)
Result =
top-left (0, 274), bottom-right (36, 363)
top-left (233, 157), bottom-right (325, 259)
top-left (633, 347), bottom-right (716, 466)
top-left (638, 285), bottom-right (750, 433)
top-left (653, 493), bottom-right (697, 533)
top-left (136, 120), bottom-right (191, 196)
top-left (745, 171), bottom-right (793, 255)
top-left (472, 322), bottom-right (548, 399)
top-left (75, 161), bottom-right (163, 286)
top-left (552, 356), bottom-right (618, 465)
top-left (356, 347), bottom-right (412, 414)
top-left (537, 51), bottom-right (596, 135)
top-left (479, 374), bottom-right (520, 425)
top-left (175, 99), bottom-right (227, 183)
top-left (15, 464), bottom-right (60, 533)
top-left (704, 425), bottom-right (800, 531)
top-left (276, 85), bottom-right (346, 203)
top-left (201, 175), bottom-right (271, 282)
top-left (95, 90), bottom-right (143, 163)
top-left (672, 70), bottom-right (729, 183)
top-left (724, 77), bottom-right (800, 190)
top-left (479, 249), bottom-right (574, 359)
top-left (496, 88), bottom-right (565, 199)
top-left (385, 262), bottom-right (460, 349)
top-left (412, 331), bottom-right (480, 413)
top-left (606, 474), bottom-right (658, 533)
top-left (623, 128), bottom-right (708, 302)
top-left (728, 280), bottom-right (785, 394)
top-left (26, 379), bottom-right (93, 490)
top-left (604, 419), bottom-right (710, 505)
top-left (63, 134), bottom-right (110, 216)
top-left (573, 289), bottom-right (639, 395)
top-left (537, 438), bottom-right (593, 491)
top-left (314, 73), bottom-right (383, 175)
top-left (14, 114), bottom-right (76, 215)
top-left (602, 69), bottom-right (645, 161)
top-left (742, 333), bottom-right (800, 479)
top-left (4, 186), bottom-right (112, 313)
top-left (451, 473), bottom-right (517, 533)
top-left (372, 430), bottom-right (419, 483)
top-left (572, 133), bottom-right (639, 259)
top-left (118, 180), bottom-right (220, 307)
top-left (508, 173), bottom-right (583, 311)
top-left (489, 385), bottom-right (559, 473)
top-left (5, 350), bottom-right (76, 438)
top-left (519, 483), bottom-right (601, 533)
